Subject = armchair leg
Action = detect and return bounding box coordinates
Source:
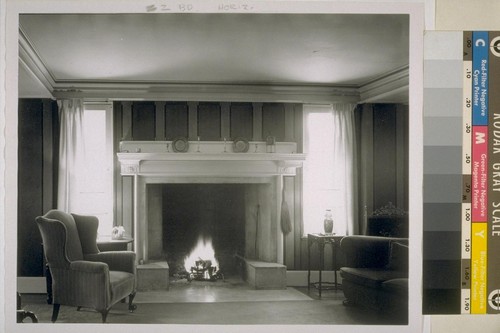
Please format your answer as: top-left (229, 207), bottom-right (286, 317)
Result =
top-left (51, 304), bottom-right (60, 323)
top-left (128, 292), bottom-right (137, 312)
top-left (100, 310), bottom-right (109, 323)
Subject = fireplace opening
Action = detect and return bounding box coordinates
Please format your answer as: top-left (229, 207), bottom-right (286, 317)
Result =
top-left (148, 184), bottom-right (248, 278)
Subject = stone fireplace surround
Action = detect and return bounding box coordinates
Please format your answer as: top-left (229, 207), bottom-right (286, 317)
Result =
top-left (117, 140), bottom-right (305, 289)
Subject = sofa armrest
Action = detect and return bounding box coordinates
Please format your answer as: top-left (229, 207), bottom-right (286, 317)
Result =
top-left (340, 235), bottom-right (407, 269)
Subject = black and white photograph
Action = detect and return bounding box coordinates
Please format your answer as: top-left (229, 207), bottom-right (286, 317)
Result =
top-left (4, 1), bottom-right (424, 332)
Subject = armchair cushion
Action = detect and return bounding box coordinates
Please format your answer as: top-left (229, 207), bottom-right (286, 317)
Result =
top-left (109, 271), bottom-right (135, 303)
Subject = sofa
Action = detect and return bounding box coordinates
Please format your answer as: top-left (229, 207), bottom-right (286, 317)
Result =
top-left (339, 235), bottom-right (408, 317)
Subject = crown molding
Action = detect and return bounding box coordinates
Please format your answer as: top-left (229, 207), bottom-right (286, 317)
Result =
top-left (50, 82), bottom-right (359, 103)
top-left (18, 26), bottom-right (56, 95)
top-left (358, 66), bottom-right (409, 104)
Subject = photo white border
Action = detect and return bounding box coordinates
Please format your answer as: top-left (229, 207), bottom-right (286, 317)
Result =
top-left (2, 1), bottom-right (424, 332)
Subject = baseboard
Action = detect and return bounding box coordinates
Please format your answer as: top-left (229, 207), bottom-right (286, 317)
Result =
top-left (286, 270), bottom-right (340, 287)
top-left (17, 277), bottom-right (46, 294)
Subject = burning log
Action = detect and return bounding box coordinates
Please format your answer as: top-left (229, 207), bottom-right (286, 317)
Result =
top-left (188, 258), bottom-right (224, 281)
top-left (180, 236), bottom-right (224, 282)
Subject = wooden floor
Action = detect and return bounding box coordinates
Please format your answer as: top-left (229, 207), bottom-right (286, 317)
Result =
top-left (17, 278), bottom-right (408, 326)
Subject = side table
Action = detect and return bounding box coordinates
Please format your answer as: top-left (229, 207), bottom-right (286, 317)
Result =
top-left (307, 233), bottom-right (342, 297)
top-left (97, 237), bottom-right (133, 251)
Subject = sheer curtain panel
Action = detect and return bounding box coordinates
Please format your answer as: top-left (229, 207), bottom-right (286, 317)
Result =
top-left (57, 98), bottom-right (85, 213)
top-left (302, 103), bottom-right (358, 236)
top-left (331, 103), bottom-right (358, 235)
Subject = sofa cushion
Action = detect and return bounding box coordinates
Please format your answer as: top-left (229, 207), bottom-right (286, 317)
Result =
top-left (382, 278), bottom-right (408, 296)
top-left (386, 241), bottom-right (409, 272)
top-left (340, 236), bottom-right (394, 268)
top-left (340, 267), bottom-right (407, 289)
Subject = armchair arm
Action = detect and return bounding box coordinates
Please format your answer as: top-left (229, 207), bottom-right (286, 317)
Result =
top-left (70, 260), bottom-right (109, 274)
top-left (50, 260), bottom-right (112, 311)
top-left (340, 235), bottom-right (407, 268)
top-left (84, 251), bottom-right (136, 274)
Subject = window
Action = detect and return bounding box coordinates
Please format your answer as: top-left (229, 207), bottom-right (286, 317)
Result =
top-left (78, 103), bottom-right (114, 236)
top-left (302, 104), bottom-right (356, 236)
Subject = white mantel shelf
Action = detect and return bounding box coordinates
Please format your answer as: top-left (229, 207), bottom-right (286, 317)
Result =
top-left (117, 141), bottom-right (305, 177)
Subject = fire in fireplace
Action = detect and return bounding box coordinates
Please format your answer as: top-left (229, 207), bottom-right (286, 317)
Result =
top-left (182, 236), bottom-right (224, 282)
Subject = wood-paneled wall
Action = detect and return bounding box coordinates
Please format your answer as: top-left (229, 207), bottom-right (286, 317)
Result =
top-left (17, 99), bottom-right (58, 276)
top-left (113, 100), bottom-right (304, 268)
top-left (113, 101), bottom-right (301, 143)
top-left (16, 99), bottom-right (408, 276)
top-left (356, 103), bottom-right (409, 236)
top-left (114, 100), bottom-right (409, 271)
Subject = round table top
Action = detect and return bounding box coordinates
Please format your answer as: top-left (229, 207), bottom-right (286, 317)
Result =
top-left (96, 237), bottom-right (133, 244)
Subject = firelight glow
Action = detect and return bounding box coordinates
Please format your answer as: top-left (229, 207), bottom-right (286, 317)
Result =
top-left (184, 236), bottom-right (219, 272)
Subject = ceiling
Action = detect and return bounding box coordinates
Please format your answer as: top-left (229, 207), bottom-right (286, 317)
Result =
top-left (18, 13), bottom-right (409, 103)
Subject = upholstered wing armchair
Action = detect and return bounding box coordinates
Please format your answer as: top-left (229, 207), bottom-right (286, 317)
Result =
top-left (35, 209), bottom-right (137, 323)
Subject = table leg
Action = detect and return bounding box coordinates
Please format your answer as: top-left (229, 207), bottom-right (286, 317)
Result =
top-left (307, 237), bottom-right (311, 292)
top-left (333, 240), bottom-right (338, 289)
top-left (319, 241), bottom-right (324, 297)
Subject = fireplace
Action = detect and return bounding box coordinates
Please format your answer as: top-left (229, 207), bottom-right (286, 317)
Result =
top-left (117, 140), bottom-right (305, 272)
top-left (148, 183), bottom-right (248, 277)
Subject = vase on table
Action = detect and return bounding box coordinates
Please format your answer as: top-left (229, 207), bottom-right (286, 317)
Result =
top-left (111, 226), bottom-right (125, 240)
top-left (323, 209), bottom-right (334, 234)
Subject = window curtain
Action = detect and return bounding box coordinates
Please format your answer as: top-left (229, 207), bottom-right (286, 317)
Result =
top-left (331, 103), bottom-right (359, 235)
top-left (57, 98), bottom-right (85, 213)
top-left (302, 103), bottom-right (358, 236)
